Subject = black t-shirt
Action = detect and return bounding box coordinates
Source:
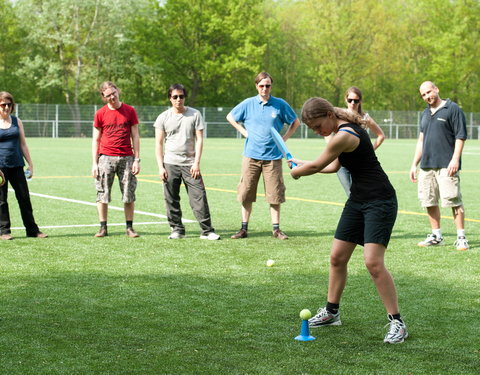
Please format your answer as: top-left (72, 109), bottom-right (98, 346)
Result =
top-left (337, 123), bottom-right (395, 201)
top-left (420, 99), bottom-right (467, 169)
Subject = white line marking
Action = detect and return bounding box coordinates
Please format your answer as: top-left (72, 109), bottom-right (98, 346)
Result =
top-left (12, 222), bottom-right (170, 230)
top-left (8, 190), bottom-right (196, 230)
top-left (25, 191), bottom-right (194, 222)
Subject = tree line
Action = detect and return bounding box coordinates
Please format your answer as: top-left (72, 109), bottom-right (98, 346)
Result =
top-left (1, 0), bottom-right (479, 111)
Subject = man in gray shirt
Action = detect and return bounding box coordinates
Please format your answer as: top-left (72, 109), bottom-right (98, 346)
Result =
top-left (154, 84), bottom-right (220, 240)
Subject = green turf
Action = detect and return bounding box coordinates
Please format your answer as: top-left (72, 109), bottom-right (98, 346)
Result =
top-left (0, 138), bottom-right (479, 374)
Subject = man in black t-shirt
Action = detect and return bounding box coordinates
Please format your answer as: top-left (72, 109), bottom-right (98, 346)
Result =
top-left (409, 81), bottom-right (468, 251)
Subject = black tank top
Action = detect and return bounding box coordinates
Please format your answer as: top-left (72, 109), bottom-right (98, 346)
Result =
top-left (337, 123), bottom-right (395, 201)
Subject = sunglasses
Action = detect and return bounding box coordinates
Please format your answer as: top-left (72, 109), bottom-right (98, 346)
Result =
top-left (258, 84), bottom-right (271, 88)
top-left (347, 98), bottom-right (360, 104)
top-left (0, 103), bottom-right (13, 109)
top-left (171, 95), bottom-right (185, 100)
top-left (103, 92), bottom-right (117, 98)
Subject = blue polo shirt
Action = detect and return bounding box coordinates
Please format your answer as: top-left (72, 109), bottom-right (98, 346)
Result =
top-left (230, 95), bottom-right (298, 160)
top-left (420, 99), bottom-right (467, 169)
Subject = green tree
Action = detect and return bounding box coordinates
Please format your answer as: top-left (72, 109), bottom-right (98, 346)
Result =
top-left (129, 0), bottom-right (266, 106)
top-left (0, 0), bottom-right (25, 98)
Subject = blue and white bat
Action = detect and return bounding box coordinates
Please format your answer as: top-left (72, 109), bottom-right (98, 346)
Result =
top-left (271, 128), bottom-right (297, 168)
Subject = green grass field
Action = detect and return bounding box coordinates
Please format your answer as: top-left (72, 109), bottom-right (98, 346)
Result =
top-left (1, 138), bottom-right (479, 375)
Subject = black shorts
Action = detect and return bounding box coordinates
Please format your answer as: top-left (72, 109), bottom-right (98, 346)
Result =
top-left (334, 197), bottom-right (397, 247)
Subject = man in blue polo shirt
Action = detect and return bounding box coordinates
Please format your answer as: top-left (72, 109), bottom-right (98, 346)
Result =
top-left (409, 81), bottom-right (468, 250)
top-left (227, 72), bottom-right (300, 240)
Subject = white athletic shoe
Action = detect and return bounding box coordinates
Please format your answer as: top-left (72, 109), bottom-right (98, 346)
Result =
top-left (168, 232), bottom-right (185, 239)
top-left (308, 307), bottom-right (341, 327)
top-left (454, 236), bottom-right (469, 251)
top-left (384, 314), bottom-right (408, 344)
top-left (417, 233), bottom-right (444, 247)
top-left (200, 232), bottom-right (221, 240)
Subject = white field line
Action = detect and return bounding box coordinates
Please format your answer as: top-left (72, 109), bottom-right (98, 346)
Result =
top-left (9, 190), bottom-right (195, 230)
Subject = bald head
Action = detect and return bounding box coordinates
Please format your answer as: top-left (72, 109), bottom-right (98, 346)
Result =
top-left (419, 81), bottom-right (441, 107)
top-left (420, 81), bottom-right (436, 92)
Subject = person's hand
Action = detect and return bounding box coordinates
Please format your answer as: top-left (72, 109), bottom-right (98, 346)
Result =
top-left (25, 166), bottom-right (33, 179)
top-left (131, 160), bottom-right (140, 175)
top-left (288, 157), bottom-right (302, 169)
top-left (159, 167), bottom-right (168, 182)
top-left (91, 164), bottom-right (98, 178)
top-left (290, 168), bottom-right (300, 180)
top-left (447, 159), bottom-right (460, 177)
top-left (409, 165), bottom-right (417, 183)
top-left (190, 162), bottom-right (201, 179)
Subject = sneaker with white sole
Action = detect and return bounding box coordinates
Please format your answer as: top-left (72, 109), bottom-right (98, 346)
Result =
top-left (417, 233), bottom-right (444, 247)
top-left (168, 232), bottom-right (185, 239)
top-left (200, 232), bottom-right (221, 240)
top-left (454, 236), bottom-right (469, 251)
top-left (308, 307), bottom-right (341, 327)
top-left (384, 314), bottom-right (408, 344)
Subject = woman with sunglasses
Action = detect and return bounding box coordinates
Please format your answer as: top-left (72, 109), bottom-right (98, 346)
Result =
top-left (333, 87), bottom-right (385, 195)
top-left (289, 97), bottom-right (407, 344)
top-left (0, 91), bottom-right (47, 240)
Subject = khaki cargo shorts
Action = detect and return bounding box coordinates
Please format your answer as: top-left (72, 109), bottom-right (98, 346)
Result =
top-left (418, 168), bottom-right (462, 208)
top-left (95, 155), bottom-right (137, 203)
top-left (237, 157), bottom-right (285, 205)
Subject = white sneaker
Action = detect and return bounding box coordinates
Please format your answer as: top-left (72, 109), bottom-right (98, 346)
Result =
top-left (454, 236), bottom-right (469, 251)
top-left (417, 233), bottom-right (444, 247)
top-left (168, 232), bottom-right (185, 239)
top-left (308, 307), bottom-right (341, 327)
top-left (384, 314), bottom-right (408, 344)
top-left (200, 232), bottom-right (221, 240)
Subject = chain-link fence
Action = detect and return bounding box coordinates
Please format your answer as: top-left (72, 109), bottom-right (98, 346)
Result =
top-left (13, 104), bottom-right (480, 139)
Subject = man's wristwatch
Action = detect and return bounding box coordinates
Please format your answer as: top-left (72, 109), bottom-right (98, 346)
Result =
top-left (134, 158), bottom-right (141, 162)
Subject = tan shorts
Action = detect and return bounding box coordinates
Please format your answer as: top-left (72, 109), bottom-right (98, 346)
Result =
top-left (237, 157), bottom-right (285, 204)
top-left (95, 155), bottom-right (137, 204)
top-left (418, 168), bottom-right (462, 208)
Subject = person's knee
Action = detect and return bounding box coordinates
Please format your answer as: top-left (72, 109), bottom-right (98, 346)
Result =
top-left (330, 253), bottom-right (348, 268)
top-left (365, 258), bottom-right (385, 278)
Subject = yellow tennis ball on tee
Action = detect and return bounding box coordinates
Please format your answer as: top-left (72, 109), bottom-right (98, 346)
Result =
top-left (299, 309), bottom-right (312, 320)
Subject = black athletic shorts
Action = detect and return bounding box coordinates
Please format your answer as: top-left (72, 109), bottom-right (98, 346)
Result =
top-left (334, 196), bottom-right (397, 247)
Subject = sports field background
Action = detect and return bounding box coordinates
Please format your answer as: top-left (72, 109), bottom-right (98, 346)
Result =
top-left (0, 138), bottom-right (479, 374)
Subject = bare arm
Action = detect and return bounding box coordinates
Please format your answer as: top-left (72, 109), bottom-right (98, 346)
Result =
top-left (130, 124), bottom-right (140, 175)
top-left (447, 138), bottom-right (465, 177)
top-left (155, 128), bottom-right (167, 181)
top-left (291, 130), bottom-right (358, 179)
top-left (282, 118), bottom-right (301, 141)
top-left (191, 129), bottom-right (204, 179)
top-left (409, 132), bottom-right (424, 183)
top-left (226, 112), bottom-right (248, 138)
top-left (92, 126), bottom-right (101, 178)
top-left (17, 118), bottom-right (34, 177)
top-left (365, 115), bottom-right (385, 150)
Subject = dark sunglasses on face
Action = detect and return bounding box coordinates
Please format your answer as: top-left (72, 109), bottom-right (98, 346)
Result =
top-left (258, 84), bottom-right (271, 88)
top-left (347, 98), bottom-right (360, 104)
top-left (103, 92), bottom-right (117, 98)
top-left (171, 95), bottom-right (185, 100)
top-left (0, 103), bottom-right (13, 109)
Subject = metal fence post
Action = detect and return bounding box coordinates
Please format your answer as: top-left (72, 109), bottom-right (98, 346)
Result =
top-left (203, 107), bottom-right (207, 138)
top-left (55, 104), bottom-right (59, 138)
